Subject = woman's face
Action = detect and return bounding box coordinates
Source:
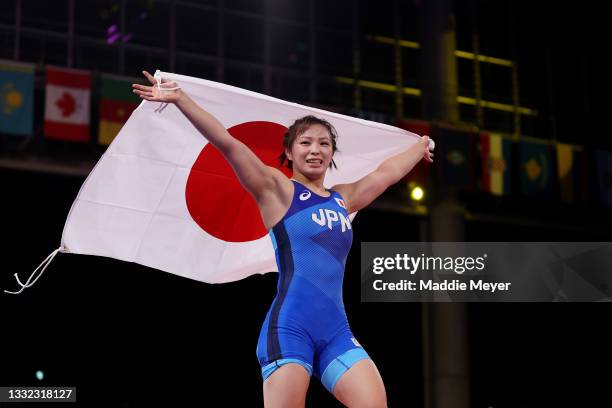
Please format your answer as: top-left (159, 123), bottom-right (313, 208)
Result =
top-left (286, 124), bottom-right (334, 179)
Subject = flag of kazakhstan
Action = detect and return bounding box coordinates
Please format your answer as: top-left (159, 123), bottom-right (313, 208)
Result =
top-left (0, 60), bottom-right (35, 136)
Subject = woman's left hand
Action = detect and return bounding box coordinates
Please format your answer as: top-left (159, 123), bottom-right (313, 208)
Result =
top-left (421, 135), bottom-right (434, 163)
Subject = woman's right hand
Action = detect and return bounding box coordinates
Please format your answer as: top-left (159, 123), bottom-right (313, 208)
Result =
top-left (132, 70), bottom-right (183, 104)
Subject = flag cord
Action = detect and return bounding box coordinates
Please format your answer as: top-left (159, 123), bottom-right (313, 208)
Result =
top-left (3, 247), bottom-right (63, 295)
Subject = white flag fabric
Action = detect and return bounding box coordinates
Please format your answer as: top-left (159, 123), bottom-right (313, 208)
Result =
top-left (60, 71), bottom-right (425, 284)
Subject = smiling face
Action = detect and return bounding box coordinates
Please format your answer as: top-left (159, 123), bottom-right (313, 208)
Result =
top-left (285, 124), bottom-right (334, 179)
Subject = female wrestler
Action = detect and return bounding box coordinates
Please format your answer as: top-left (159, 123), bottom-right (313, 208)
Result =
top-left (133, 71), bottom-right (433, 408)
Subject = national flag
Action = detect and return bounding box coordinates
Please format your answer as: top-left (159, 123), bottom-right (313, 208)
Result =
top-left (556, 143), bottom-right (588, 204)
top-left (518, 139), bottom-right (553, 197)
top-left (0, 59), bottom-right (35, 136)
top-left (98, 74), bottom-right (141, 145)
top-left (432, 125), bottom-right (477, 190)
top-left (59, 71), bottom-right (428, 284)
top-left (480, 132), bottom-right (512, 196)
top-left (593, 150), bottom-right (612, 208)
top-left (44, 66), bottom-right (91, 142)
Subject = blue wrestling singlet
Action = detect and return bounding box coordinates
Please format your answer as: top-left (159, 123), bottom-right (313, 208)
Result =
top-left (256, 179), bottom-right (370, 393)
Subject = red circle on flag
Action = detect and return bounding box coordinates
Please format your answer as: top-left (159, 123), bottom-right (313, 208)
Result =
top-left (186, 121), bottom-right (292, 242)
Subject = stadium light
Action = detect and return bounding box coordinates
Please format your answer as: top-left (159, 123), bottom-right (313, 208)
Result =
top-left (408, 182), bottom-right (425, 202)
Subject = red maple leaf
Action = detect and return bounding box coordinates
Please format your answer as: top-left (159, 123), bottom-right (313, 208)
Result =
top-left (55, 92), bottom-right (76, 117)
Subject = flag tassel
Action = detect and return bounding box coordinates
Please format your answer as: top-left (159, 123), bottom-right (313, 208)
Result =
top-left (3, 247), bottom-right (63, 295)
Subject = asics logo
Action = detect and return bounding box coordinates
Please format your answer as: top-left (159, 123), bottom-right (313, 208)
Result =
top-left (299, 190), bottom-right (311, 201)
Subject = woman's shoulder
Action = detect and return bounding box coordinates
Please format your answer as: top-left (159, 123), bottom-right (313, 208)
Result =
top-left (267, 167), bottom-right (293, 189)
top-left (329, 183), bottom-right (349, 198)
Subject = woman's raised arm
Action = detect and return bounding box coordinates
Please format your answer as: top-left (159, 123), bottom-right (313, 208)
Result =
top-left (132, 71), bottom-right (287, 203)
top-left (332, 136), bottom-right (434, 213)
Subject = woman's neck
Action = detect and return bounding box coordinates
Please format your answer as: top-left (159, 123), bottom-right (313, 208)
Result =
top-left (291, 173), bottom-right (327, 194)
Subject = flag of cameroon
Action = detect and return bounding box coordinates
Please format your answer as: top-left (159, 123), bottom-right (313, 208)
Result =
top-left (98, 74), bottom-right (140, 145)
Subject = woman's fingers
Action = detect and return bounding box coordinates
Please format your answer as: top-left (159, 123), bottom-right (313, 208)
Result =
top-left (132, 88), bottom-right (154, 99)
top-left (132, 84), bottom-right (151, 91)
top-left (134, 70), bottom-right (179, 102)
top-left (131, 86), bottom-right (152, 95)
top-left (142, 70), bottom-right (156, 85)
top-left (132, 83), bottom-right (156, 98)
top-left (135, 91), bottom-right (156, 101)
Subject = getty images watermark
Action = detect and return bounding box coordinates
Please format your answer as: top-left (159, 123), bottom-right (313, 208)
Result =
top-left (361, 242), bottom-right (612, 302)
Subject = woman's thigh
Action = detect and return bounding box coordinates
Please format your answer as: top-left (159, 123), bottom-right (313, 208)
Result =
top-left (263, 363), bottom-right (311, 408)
top-left (332, 359), bottom-right (387, 408)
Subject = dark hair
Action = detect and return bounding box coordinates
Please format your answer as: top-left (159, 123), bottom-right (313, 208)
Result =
top-left (279, 115), bottom-right (339, 170)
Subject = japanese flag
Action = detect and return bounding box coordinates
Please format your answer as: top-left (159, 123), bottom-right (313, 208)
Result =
top-left (60, 71), bottom-right (424, 283)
